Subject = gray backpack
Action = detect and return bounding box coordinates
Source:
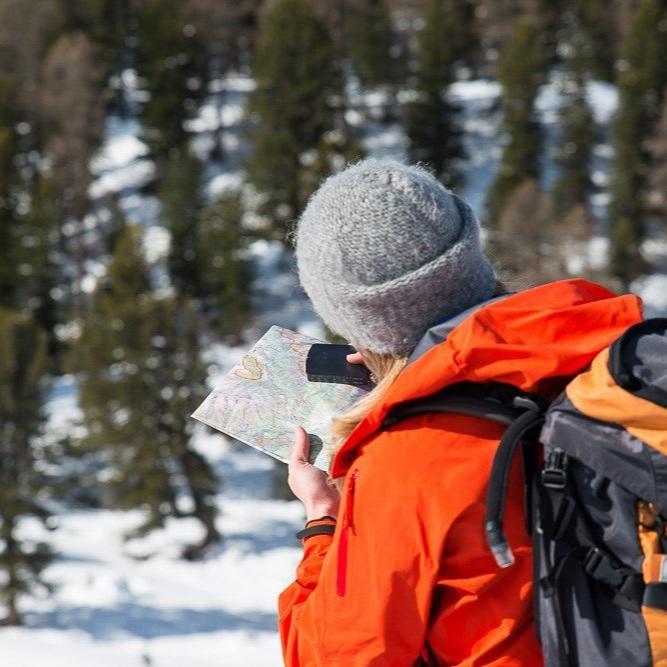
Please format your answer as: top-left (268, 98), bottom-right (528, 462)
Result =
top-left (382, 318), bottom-right (667, 666)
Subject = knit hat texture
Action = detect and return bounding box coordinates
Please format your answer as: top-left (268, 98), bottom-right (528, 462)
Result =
top-left (294, 157), bottom-right (496, 357)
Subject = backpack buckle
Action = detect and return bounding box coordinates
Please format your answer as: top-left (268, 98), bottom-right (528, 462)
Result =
top-left (583, 548), bottom-right (624, 588)
top-left (542, 449), bottom-right (568, 490)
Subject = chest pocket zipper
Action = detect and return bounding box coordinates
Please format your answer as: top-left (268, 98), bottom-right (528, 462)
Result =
top-left (337, 468), bottom-right (359, 597)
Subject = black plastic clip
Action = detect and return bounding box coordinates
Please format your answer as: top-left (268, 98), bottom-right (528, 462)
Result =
top-left (583, 548), bottom-right (624, 588)
top-left (541, 449), bottom-right (568, 490)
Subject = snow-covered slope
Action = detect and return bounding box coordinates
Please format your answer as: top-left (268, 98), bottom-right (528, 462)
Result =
top-left (6, 66), bottom-right (667, 667)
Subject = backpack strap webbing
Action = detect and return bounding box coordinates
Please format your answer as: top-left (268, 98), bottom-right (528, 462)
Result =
top-left (538, 451), bottom-right (647, 611)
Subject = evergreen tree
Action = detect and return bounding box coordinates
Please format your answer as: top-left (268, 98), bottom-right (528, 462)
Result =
top-left (571, 0), bottom-right (619, 82)
top-left (0, 309), bottom-right (53, 626)
top-left (135, 0), bottom-right (209, 164)
top-left (160, 146), bottom-right (204, 298)
top-left (608, 0), bottom-right (667, 285)
top-left (483, 17), bottom-right (545, 229)
top-left (405, 0), bottom-right (465, 187)
top-left (0, 76), bottom-right (19, 309)
top-left (147, 295), bottom-right (220, 560)
top-left (648, 88), bottom-right (667, 225)
top-left (183, 0), bottom-right (261, 161)
top-left (105, 197), bottom-right (130, 257)
top-left (245, 0), bottom-right (341, 237)
top-left (13, 178), bottom-right (62, 367)
top-left (551, 18), bottom-right (597, 219)
top-left (76, 226), bottom-right (220, 556)
top-left (346, 0), bottom-right (398, 88)
top-left (197, 189), bottom-right (253, 345)
top-left (429, 0), bottom-right (479, 71)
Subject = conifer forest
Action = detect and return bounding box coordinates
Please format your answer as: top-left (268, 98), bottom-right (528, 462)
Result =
top-left (1, 1), bottom-right (667, 664)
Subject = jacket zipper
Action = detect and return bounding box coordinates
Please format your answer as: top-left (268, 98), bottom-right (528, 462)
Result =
top-left (336, 468), bottom-right (359, 597)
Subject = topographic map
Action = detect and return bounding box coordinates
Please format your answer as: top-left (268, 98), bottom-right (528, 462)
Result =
top-left (190, 326), bottom-right (370, 471)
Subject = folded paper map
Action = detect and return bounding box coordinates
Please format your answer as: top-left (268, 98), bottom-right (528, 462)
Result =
top-left (190, 326), bottom-right (370, 472)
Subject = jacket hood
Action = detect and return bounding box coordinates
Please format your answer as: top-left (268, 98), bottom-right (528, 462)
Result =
top-left (330, 278), bottom-right (644, 478)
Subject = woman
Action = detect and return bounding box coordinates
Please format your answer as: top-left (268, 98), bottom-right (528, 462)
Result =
top-left (278, 158), bottom-right (643, 666)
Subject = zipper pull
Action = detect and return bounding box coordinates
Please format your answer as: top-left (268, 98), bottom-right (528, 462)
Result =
top-left (337, 468), bottom-right (359, 597)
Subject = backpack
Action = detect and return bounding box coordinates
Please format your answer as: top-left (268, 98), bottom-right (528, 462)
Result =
top-left (381, 317), bottom-right (667, 667)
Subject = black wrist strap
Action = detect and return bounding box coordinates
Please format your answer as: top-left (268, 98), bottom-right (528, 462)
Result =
top-left (296, 524), bottom-right (336, 541)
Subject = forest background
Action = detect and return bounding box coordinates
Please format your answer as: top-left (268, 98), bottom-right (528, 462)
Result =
top-left (1, 0), bottom-right (667, 664)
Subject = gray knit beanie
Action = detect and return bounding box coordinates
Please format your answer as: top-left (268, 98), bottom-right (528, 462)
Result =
top-left (294, 157), bottom-right (497, 357)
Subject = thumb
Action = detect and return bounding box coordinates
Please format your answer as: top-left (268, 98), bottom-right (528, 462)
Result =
top-left (290, 426), bottom-right (310, 464)
top-left (346, 351), bottom-right (365, 365)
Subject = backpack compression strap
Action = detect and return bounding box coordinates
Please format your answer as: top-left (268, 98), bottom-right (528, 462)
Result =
top-left (382, 381), bottom-right (549, 568)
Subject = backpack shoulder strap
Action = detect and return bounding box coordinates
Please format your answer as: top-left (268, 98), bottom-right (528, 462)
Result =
top-left (380, 381), bottom-right (549, 567)
top-left (381, 381), bottom-right (541, 428)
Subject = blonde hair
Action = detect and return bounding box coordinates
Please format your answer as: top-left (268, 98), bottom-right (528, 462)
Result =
top-left (327, 351), bottom-right (408, 492)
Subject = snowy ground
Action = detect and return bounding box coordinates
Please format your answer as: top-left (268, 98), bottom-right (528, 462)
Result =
top-left (6, 66), bottom-right (667, 666)
top-left (7, 363), bottom-right (307, 667)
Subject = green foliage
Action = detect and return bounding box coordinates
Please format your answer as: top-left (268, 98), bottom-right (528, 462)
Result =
top-left (0, 76), bottom-right (19, 309)
top-left (245, 0), bottom-right (341, 237)
top-left (608, 0), bottom-right (667, 284)
top-left (12, 178), bottom-right (62, 365)
top-left (135, 0), bottom-right (208, 162)
top-left (551, 22), bottom-right (596, 218)
top-left (0, 309), bottom-right (53, 625)
top-left (76, 226), bottom-right (219, 556)
top-left (571, 0), bottom-right (618, 82)
top-left (345, 0), bottom-right (398, 88)
top-left (484, 17), bottom-right (545, 228)
top-left (405, 0), bottom-right (465, 186)
top-left (197, 189), bottom-right (253, 345)
top-left (160, 146), bottom-right (204, 298)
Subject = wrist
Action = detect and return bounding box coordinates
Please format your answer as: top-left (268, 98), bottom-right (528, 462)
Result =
top-left (305, 503), bottom-right (339, 522)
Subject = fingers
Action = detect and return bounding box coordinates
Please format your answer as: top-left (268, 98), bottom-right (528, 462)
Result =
top-left (290, 426), bottom-right (310, 464)
top-left (346, 351), bottom-right (365, 365)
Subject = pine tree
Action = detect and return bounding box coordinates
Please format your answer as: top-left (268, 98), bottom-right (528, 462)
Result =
top-left (405, 0), bottom-right (465, 187)
top-left (245, 0), bottom-right (341, 237)
top-left (160, 146), bottom-right (204, 298)
top-left (146, 295), bottom-right (220, 560)
top-left (551, 17), bottom-right (597, 219)
top-left (12, 178), bottom-right (62, 367)
top-left (197, 189), bottom-right (253, 345)
top-left (345, 0), bottom-right (397, 89)
top-left (483, 17), bottom-right (545, 229)
top-left (135, 0), bottom-right (209, 164)
top-left (0, 75), bottom-right (19, 309)
top-left (0, 309), bottom-right (53, 626)
top-left (648, 88), bottom-right (667, 224)
top-left (608, 0), bottom-right (667, 285)
top-left (183, 0), bottom-right (262, 160)
top-left (76, 226), bottom-right (220, 556)
top-left (571, 0), bottom-right (619, 82)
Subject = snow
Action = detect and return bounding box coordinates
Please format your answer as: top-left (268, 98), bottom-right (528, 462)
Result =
top-left (89, 118), bottom-right (154, 201)
top-left (8, 56), bottom-right (667, 665)
top-left (12, 378), bottom-right (306, 666)
top-left (634, 273), bottom-right (667, 317)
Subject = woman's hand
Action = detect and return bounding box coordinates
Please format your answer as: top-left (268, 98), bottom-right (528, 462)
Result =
top-left (289, 426), bottom-right (340, 521)
top-left (346, 350), bottom-right (366, 365)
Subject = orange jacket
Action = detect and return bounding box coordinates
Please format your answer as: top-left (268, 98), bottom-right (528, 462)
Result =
top-left (278, 279), bottom-right (643, 666)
